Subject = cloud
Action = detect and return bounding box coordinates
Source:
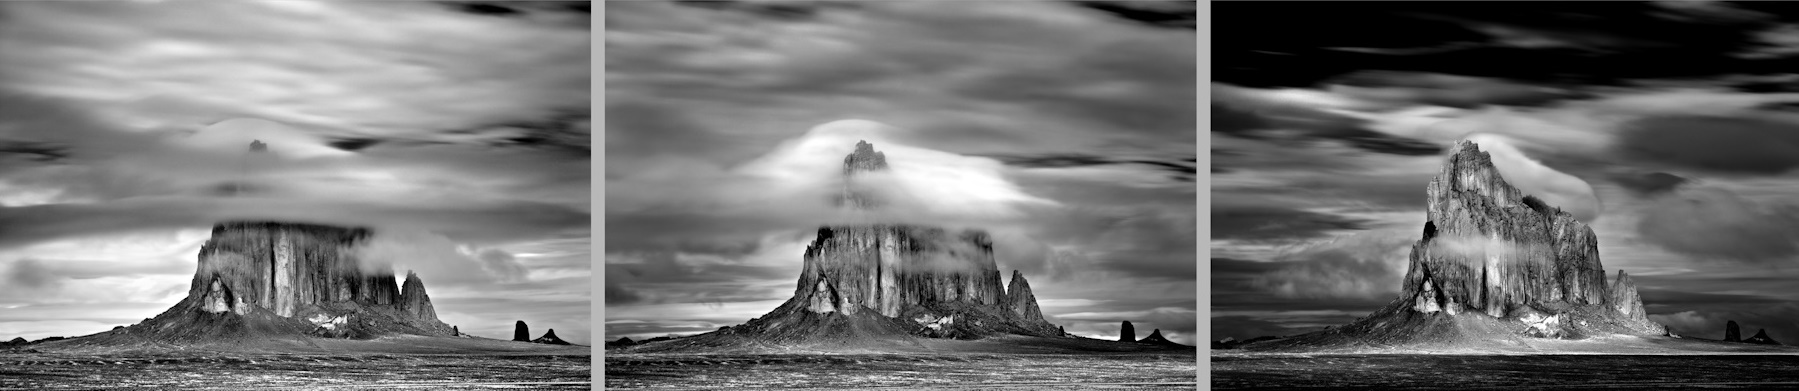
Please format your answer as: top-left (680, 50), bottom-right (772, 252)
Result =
top-left (1247, 228), bottom-right (1415, 300)
top-left (1616, 114), bottom-right (1799, 175)
top-left (1608, 171), bottom-right (1690, 196)
top-left (1635, 186), bottom-right (1799, 264)
top-left (1325, 70), bottom-right (1587, 108)
top-left (1212, 206), bottom-right (1367, 241)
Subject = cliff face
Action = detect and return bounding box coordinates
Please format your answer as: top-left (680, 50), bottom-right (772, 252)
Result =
top-left (797, 225), bottom-right (1004, 317)
top-left (189, 222), bottom-right (391, 317)
top-left (1401, 141), bottom-right (1612, 318)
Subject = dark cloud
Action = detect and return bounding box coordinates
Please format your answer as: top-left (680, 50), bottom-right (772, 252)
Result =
top-left (1211, 102), bottom-right (1442, 156)
top-left (1212, 206), bottom-right (1367, 241)
top-left (1324, 70), bottom-right (1588, 108)
top-left (672, 1), bottom-right (833, 21)
top-left (1616, 115), bottom-right (1799, 175)
top-left (981, 153), bottom-right (1196, 181)
top-left (1215, 2), bottom-right (1783, 88)
top-left (326, 138), bottom-right (383, 152)
top-left (1635, 187), bottom-right (1799, 264)
top-left (1071, 1), bottom-right (1195, 30)
top-left (5, 259), bottom-right (58, 290)
top-left (452, 2), bottom-right (522, 16)
top-left (1609, 171), bottom-right (1690, 196)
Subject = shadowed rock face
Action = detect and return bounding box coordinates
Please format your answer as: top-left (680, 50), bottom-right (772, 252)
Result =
top-left (1120, 321), bottom-right (1136, 342)
top-left (515, 321), bottom-right (531, 342)
top-left (1727, 321), bottom-right (1742, 342)
top-left (1402, 141), bottom-right (1612, 318)
top-left (1746, 329), bottom-right (1780, 345)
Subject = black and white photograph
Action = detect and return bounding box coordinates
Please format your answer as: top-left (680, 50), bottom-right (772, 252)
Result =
top-left (0, 1), bottom-right (591, 388)
top-left (1214, 1), bottom-right (1799, 389)
top-left (604, 1), bottom-right (1197, 389)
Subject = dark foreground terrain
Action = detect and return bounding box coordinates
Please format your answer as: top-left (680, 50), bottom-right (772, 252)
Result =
top-left (0, 336), bottom-right (591, 390)
top-left (1214, 354), bottom-right (1799, 390)
top-left (0, 352), bottom-right (589, 390)
top-left (607, 352), bottom-right (1195, 390)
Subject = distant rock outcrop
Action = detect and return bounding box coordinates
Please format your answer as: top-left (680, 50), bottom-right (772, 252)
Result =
top-left (532, 329), bottom-right (572, 345)
top-left (1727, 321), bottom-right (1742, 342)
top-left (2, 337), bottom-right (23, 346)
top-left (1138, 329), bottom-right (1185, 346)
top-left (1120, 321), bottom-right (1136, 342)
top-left (514, 320), bottom-right (531, 342)
top-left (1746, 329), bottom-right (1780, 345)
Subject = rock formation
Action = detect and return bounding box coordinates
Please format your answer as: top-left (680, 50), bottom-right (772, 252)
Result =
top-left (1401, 141), bottom-right (1611, 318)
top-left (515, 320), bottom-right (531, 342)
top-left (618, 140), bottom-right (1072, 352)
top-left (1727, 321), bottom-right (1742, 342)
top-left (1139, 329), bottom-right (1184, 346)
top-left (1003, 270), bottom-right (1048, 325)
top-left (78, 221), bottom-right (455, 345)
top-left (1120, 321), bottom-right (1136, 342)
top-left (453, 326), bottom-right (459, 336)
top-left (533, 329), bottom-right (572, 345)
top-left (397, 271), bottom-right (439, 322)
top-left (1250, 140), bottom-right (1663, 350)
top-left (1746, 329), bottom-right (1780, 345)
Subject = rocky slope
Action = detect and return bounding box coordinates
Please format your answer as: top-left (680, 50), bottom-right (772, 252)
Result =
top-left (59, 222), bottom-right (455, 346)
top-left (1746, 329), bottom-right (1780, 345)
top-left (1252, 140), bottom-right (1663, 351)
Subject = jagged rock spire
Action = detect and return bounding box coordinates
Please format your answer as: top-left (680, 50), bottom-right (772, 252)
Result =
top-left (1119, 321), bottom-right (1136, 342)
top-left (840, 140), bottom-right (890, 210)
top-left (398, 270), bottom-right (441, 322)
top-left (1003, 270), bottom-right (1046, 323)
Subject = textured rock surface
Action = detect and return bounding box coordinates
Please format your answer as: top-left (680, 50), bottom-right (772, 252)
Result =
top-left (797, 225), bottom-right (1004, 317)
top-left (515, 321), bottom-right (531, 342)
top-left (1727, 321), bottom-right (1742, 342)
top-left (1746, 329), bottom-right (1780, 345)
top-left (1120, 321), bottom-right (1136, 342)
top-left (1401, 141), bottom-right (1610, 318)
top-left (1609, 271), bottom-right (1646, 321)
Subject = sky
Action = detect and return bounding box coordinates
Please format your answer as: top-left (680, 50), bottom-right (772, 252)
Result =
top-left (1213, 1), bottom-right (1799, 343)
top-left (604, 1), bottom-right (1198, 344)
top-left (0, 1), bottom-right (592, 344)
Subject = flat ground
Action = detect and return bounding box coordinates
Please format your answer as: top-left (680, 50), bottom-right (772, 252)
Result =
top-left (0, 335), bottom-right (591, 390)
top-left (1216, 335), bottom-right (1799, 389)
top-left (1213, 354), bottom-right (1799, 390)
top-left (606, 336), bottom-right (1197, 390)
